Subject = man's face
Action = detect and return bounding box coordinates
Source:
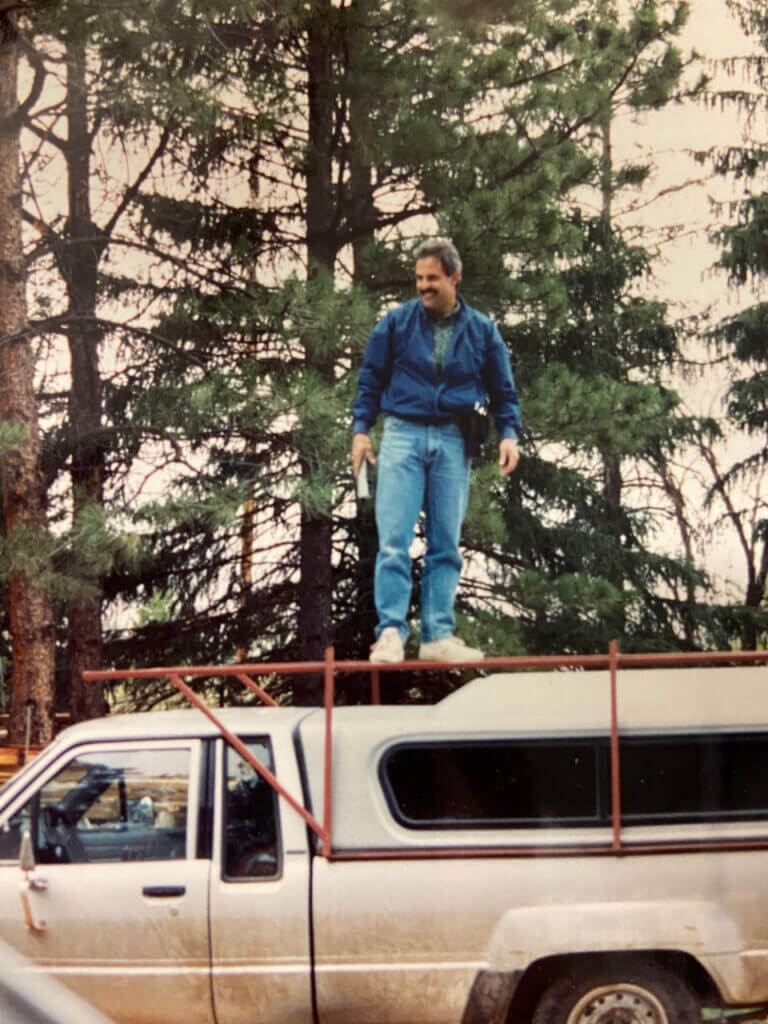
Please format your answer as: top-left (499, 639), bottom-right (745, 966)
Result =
top-left (415, 256), bottom-right (459, 317)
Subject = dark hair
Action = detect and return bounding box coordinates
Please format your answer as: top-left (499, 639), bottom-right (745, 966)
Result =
top-left (413, 237), bottom-right (462, 277)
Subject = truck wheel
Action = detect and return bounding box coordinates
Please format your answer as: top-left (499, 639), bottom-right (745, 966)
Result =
top-left (531, 962), bottom-right (699, 1024)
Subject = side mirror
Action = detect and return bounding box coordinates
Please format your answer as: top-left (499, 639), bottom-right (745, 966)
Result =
top-left (19, 830), bottom-right (35, 874)
top-left (18, 829), bottom-right (46, 932)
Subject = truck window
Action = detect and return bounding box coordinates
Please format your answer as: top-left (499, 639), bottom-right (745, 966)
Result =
top-left (0, 747), bottom-right (190, 863)
top-left (223, 740), bottom-right (279, 879)
top-left (382, 732), bottom-right (768, 833)
top-left (382, 739), bottom-right (604, 828)
top-left (621, 732), bottom-right (768, 823)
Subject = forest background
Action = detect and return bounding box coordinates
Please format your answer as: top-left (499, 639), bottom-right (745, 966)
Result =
top-left (1, 0), bottom-right (767, 744)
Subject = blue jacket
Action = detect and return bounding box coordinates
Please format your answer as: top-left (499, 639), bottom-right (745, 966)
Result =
top-left (352, 297), bottom-right (522, 440)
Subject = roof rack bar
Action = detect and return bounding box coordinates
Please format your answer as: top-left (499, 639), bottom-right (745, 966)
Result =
top-left (165, 672), bottom-right (328, 845)
top-left (607, 650), bottom-right (768, 668)
top-left (609, 639), bottom-right (622, 853)
top-left (83, 649), bottom-right (768, 681)
top-left (83, 645), bottom-right (768, 861)
top-left (322, 647), bottom-right (335, 858)
top-left (233, 671), bottom-right (279, 707)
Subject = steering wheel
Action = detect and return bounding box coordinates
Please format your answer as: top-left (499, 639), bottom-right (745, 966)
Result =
top-left (40, 806), bottom-right (88, 863)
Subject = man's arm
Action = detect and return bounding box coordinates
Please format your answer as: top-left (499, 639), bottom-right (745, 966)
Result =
top-left (352, 313), bottom-right (394, 438)
top-left (351, 313), bottom-right (393, 475)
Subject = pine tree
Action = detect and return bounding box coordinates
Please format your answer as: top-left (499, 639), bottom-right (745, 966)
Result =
top-left (0, 6), bottom-right (55, 743)
top-left (698, 0), bottom-right (768, 649)
top-left (469, 211), bottom-right (714, 655)
top-left (20, 0), bottom-right (214, 717)
top-left (7, 0), bottom-right (713, 716)
top-left (103, 0), bottom-right (703, 699)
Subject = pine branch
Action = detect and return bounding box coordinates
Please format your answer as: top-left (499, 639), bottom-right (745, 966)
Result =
top-left (103, 122), bottom-right (175, 237)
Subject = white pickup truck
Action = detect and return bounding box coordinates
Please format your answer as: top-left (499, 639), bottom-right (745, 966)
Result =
top-left (2, 663), bottom-right (768, 1024)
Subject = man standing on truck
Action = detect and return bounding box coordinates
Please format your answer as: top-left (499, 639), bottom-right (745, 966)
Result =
top-left (351, 237), bottom-right (522, 664)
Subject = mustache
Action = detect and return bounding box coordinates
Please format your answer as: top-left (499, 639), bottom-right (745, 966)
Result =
top-left (419, 289), bottom-right (437, 297)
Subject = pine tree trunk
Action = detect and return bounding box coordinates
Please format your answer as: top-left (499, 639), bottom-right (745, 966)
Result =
top-left (347, 1), bottom-right (378, 658)
top-left (603, 456), bottom-right (622, 507)
top-left (599, 115), bottom-right (626, 641)
top-left (657, 462), bottom-right (697, 648)
top-left (64, 34), bottom-right (106, 721)
top-left (295, 0), bottom-right (336, 703)
top-left (236, 150), bottom-right (262, 664)
top-left (744, 546), bottom-right (768, 650)
top-left (0, 13), bottom-right (56, 745)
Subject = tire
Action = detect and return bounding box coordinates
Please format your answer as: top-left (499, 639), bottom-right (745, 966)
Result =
top-left (531, 961), bottom-right (700, 1024)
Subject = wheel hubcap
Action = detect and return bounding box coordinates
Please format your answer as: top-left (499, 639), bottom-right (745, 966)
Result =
top-left (566, 982), bottom-right (668, 1024)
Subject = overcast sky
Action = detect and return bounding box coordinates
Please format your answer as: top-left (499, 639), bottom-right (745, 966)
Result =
top-left (609, 1), bottom-right (765, 596)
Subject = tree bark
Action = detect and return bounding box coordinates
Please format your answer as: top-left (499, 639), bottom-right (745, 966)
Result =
top-left (656, 461), bottom-right (697, 648)
top-left (0, 13), bottom-right (56, 744)
top-left (63, 33), bottom-right (106, 721)
top-left (347, 0), bottom-right (378, 658)
top-left (744, 539), bottom-right (768, 650)
top-left (599, 114), bottom-right (626, 640)
top-left (295, 0), bottom-right (337, 703)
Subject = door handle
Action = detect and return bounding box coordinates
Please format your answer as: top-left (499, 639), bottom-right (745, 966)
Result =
top-left (142, 885), bottom-right (186, 898)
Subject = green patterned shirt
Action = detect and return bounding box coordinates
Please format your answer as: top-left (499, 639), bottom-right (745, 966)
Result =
top-left (429, 305), bottom-right (459, 375)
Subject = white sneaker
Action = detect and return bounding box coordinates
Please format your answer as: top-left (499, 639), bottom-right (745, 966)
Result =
top-left (370, 627), bottom-right (405, 664)
top-left (418, 636), bottom-right (484, 663)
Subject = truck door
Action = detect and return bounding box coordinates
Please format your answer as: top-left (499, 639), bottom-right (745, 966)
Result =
top-left (0, 739), bottom-right (213, 1024)
top-left (208, 736), bottom-right (313, 1024)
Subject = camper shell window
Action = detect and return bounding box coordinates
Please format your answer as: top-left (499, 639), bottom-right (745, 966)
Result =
top-left (621, 732), bottom-right (768, 823)
top-left (382, 732), bottom-right (768, 830)
top-left (381, 739), bottom-right (605, 829)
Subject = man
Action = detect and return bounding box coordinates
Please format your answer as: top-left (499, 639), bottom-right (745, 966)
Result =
top-left (351, 237), bottom-right (521, 664)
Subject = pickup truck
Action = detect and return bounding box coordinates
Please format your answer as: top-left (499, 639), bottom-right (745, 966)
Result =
top-left (2, 661), bottom-right (768, 1024)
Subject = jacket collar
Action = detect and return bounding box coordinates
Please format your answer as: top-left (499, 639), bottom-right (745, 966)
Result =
top-left (416, 293), bottom-right (468, 327)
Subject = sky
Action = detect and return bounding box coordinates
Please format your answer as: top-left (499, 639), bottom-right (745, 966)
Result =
top-left (609, 0), bottom-right (766, 597)
top-left (614, 0), bottom-right (757, 299)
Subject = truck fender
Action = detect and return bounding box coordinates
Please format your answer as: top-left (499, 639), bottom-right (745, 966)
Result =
top-left (459, 901), bottom-right (741, 1024)
top-left (484, 900), bottom-right (743, 978)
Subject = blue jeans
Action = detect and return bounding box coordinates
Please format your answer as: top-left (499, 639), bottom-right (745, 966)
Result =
top-left (374, 416), bottom-right (471, 643)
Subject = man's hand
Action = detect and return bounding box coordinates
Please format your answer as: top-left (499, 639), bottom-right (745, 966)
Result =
top-left (498, 438), bottom-right (520, 476)
top-left (352, 433), bottom-right (376, 477)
